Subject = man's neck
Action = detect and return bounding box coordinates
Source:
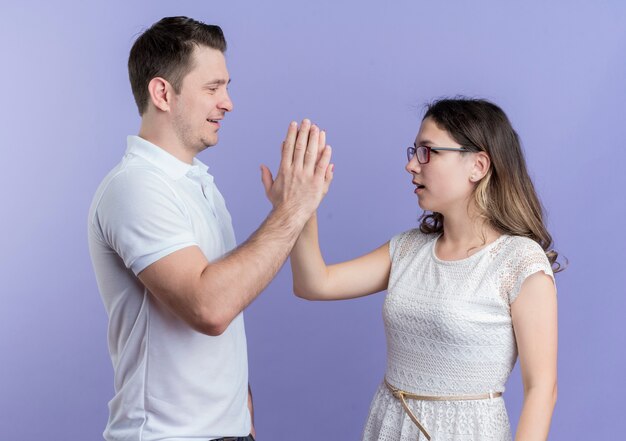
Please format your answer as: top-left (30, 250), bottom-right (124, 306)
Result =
top-left (138, 122), bottom-right (195, 165)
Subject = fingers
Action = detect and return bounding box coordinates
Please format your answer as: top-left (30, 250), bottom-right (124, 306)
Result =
top-left (325, 162), bottom-right (334, 182)
top-left (315, 145), bottom-right (332, 179)
top-left (302, 124), bottom-right (320, 172)
top-left (280, 121), bottom-right (298, 171)
top-left (317, 130), bottom-right (326, 163)
top-left (260, 164), bottom-right (274, 195)
top-left (291, 119), bottom-right (312, 169)
top-left (322, 160), bottom-right (334, 196)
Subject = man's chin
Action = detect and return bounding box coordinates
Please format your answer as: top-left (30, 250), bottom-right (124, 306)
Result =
top-left (200, 136), bottom-right (219, 150)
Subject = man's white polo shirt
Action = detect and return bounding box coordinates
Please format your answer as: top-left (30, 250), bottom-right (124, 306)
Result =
top-left (88, 136), bottom-right (249, 441)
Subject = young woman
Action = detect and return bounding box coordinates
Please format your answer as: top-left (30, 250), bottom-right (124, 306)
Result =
top-left (286, 99), bottom-right (561, 441)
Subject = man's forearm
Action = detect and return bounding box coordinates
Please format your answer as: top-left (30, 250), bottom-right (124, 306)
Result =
top-left (196, 203), bottom-right (309, 333)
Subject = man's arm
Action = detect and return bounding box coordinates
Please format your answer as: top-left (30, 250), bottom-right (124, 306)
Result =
top-left (138, 120), bottom-right (333, 335)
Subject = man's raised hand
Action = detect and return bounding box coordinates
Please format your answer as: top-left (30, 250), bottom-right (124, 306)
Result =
top-left (261, 119), bottom-right (333, 220)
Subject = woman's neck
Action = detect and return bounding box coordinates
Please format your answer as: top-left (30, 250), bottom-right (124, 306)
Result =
top-left (436, 204), bottom-right (501, 259)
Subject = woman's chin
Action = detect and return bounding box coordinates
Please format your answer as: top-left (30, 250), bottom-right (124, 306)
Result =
top-left (417, 199), bottom-right (430, 211)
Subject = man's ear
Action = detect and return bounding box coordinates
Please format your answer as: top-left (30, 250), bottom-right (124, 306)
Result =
top-left (147, 77), bottom-right (173, 112)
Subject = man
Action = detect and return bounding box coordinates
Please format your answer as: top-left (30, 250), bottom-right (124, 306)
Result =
top-left (88, 16), bottom-right (332, 441)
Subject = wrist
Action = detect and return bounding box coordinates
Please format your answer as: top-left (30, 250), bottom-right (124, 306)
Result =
top-left (271, 202), bottom-right (311, 230)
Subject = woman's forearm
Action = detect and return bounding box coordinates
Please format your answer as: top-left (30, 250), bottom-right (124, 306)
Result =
top-left (290, 213), bottom-right (391, 301)
top-left (290, 212), bottom-right (330, 299)
top-left (514, 385), bottom-right (557, 441)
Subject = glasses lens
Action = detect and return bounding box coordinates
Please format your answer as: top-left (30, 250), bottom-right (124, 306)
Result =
top-left (416, 146), bottom-right (429, 164)
top-left (407, 147), bottom-right (415, 162)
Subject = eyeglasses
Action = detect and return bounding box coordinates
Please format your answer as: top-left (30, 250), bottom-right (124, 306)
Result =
top-left (407, 145), bottom-right (467, 164)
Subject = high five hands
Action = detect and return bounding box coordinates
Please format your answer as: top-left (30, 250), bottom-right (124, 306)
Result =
top-left (261, 119), bottom-right (334, 220)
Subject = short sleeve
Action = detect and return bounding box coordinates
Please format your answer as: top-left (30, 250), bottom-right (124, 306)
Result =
top-left (388, 232), bottom-right (403, 260)
top-left (93, 168), bottom-right (198, 275)
top-left (389, 229), bottom-right (430, 263)
top-left (503, 238), bottom-right (555, 305)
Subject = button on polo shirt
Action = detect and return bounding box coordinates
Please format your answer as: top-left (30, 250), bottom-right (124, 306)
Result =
top-left (88, 136), bottom-right (249, 441)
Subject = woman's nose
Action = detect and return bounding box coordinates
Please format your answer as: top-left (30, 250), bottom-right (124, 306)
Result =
top-left (405, 156), bottom-right (421, 174)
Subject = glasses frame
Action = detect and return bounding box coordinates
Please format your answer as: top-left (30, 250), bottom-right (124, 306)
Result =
top-left (407, 145), bottom-right (467, 164)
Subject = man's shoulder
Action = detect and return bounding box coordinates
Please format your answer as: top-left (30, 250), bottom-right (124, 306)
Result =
top-left (90, 157), bottom-right (180, 220)
top-left (102, 157), bottom-right (175, 193)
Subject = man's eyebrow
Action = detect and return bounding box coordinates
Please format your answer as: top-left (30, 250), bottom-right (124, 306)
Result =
top-left (203, 79), bottom-right (231, 86)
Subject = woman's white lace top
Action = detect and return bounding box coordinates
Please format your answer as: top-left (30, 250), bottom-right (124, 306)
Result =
top-left (362, 229), bottom-right (554, 441)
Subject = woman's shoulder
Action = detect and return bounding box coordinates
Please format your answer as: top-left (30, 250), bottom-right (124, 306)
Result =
top-left (495, 235), bottom-right (554, 279)
top-left (498, 235), bottom-right (548, 259)
top-left (495, 235), bottom-right (556, 304)
top-left (392, 227), bottom-right (437, 244)
top-left (389, 228), bottom-right (437, 261)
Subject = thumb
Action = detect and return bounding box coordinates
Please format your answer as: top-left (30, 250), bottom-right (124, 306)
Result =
top-left (260, 165), bottom-right (274, 194)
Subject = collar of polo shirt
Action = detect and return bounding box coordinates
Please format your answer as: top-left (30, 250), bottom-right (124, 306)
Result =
top-left (125, 135), bottom-right (210, 181)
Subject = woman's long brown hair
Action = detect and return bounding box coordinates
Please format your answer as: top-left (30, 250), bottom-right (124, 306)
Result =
top-left (418, 98), bottom-right (564, 272)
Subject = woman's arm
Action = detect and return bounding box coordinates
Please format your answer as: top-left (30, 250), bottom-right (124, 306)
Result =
top-left (511, 271), bottom-right (558, 441)
top-left (290, 212), bottom-right (391, 300)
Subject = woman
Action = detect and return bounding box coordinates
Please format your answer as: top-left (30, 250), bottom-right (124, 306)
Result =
top-left (282, 98), bottom-right (561, 440)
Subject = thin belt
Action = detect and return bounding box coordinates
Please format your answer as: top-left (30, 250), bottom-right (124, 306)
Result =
top-left (213, 437), bottom-right (252, 441)
top-left (384, 379), bottom-right (503, 441)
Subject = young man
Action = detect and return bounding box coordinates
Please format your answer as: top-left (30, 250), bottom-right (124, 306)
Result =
top-left (88, 16), bottom-right (333, 441)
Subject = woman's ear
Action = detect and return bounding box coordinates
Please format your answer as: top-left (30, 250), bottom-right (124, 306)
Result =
top-left (470, 151), bottom-right (491, 182)
top-left (147, 77), bottom-right (173, 112)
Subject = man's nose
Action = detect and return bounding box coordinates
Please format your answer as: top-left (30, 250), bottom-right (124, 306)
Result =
top-left (220, 90), bottom-right (233, 112)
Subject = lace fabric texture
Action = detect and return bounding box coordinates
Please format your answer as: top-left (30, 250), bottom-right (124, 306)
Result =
top-left (362, 230), bottom-right (554, 441)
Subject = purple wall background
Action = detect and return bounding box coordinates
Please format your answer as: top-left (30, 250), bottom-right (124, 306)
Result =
top-left (1, 1), bottom-right (625, 439)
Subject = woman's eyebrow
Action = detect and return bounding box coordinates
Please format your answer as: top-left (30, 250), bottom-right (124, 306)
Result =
top-left (414, 139), bottom-right (434, 147)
